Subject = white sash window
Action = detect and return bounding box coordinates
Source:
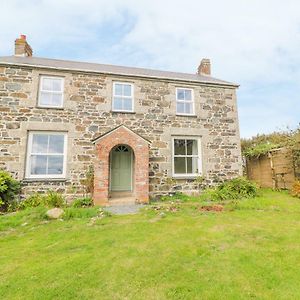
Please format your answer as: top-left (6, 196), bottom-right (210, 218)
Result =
top-left (38, 76), bottom-right (64, 108)
top-left (112, 82), bottom-right (134, 112)
top-left (172, 137), bottom-right (202, 177)
top-left (26, 132), bottom-right (67, 179)
top-left (176, 88), bottom-right (194, 115)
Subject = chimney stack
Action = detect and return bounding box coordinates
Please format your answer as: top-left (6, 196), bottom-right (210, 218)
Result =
top-left (14, 34), bottom-right (33, 57)
top-left (197, 58), bottom-right (211, 76)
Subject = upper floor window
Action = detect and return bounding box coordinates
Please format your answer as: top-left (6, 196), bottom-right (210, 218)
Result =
top-left (26, 131), bottom-right (67, 179)
top-left (112, 82), bottom-right (134, 112)
top-left (172, 137), bottom-right (202, 177)
top-left (176, 88), bottom-right (194, 115)
top-left (38, 76), bottom-right (64, 108)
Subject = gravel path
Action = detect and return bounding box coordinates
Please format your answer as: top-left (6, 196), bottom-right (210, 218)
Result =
top-left (104, 204), bottom-right (145, 215)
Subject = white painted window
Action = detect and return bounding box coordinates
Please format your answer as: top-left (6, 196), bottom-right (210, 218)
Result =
top-left (26, 132), bottom-right (67, 179)
top-left (38, 76), bottom-right (64, 108)
top-left (172, 137), bottom-right (202, 177)
top-left (176, 88), bottom-right (194, 115)
top-left (112, 82), bottom-right (134, 112)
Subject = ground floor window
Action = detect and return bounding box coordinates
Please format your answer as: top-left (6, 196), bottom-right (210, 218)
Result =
top-left (172, 137), bottom-right (202, 177)
top-left (26, 131), bottom-right (67, 179)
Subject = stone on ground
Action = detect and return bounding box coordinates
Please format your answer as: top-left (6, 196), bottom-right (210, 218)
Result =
top-left (46, 208), bottom-right (64, 219)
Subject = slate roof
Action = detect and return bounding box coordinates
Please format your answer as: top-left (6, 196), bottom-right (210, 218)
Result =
top-left (0, 55), bottom-right (238, 87)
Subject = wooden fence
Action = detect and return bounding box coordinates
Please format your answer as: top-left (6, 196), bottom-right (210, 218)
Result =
top-left (245, 147), bottom-right (300, 189)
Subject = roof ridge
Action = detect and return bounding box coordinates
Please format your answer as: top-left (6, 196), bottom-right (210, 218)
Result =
top-left (1, 55), bottom-right (201, 77)
top-left (0, 55), bottom-right (238, 87)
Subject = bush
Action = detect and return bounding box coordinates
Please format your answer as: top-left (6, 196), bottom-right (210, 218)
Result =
top-left (18, 193), bottom-right (45, 210)
top-left (44, 191), bottom-right (65, 208)
top-left (201, 177), bottom-right (258, 202)
top-left (71, 197), bottom-right (93, 208)
top-left (19, 191), bottom-right (66, 210)
top-left (291, 181), bottom-right (300, 198)
top-left (0, 170), bottom-right (21, 211)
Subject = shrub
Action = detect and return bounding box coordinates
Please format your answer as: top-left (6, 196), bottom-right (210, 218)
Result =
top-left (201, 177), bottom-right (258, 202)
top-left (71, 197), bottom-right (93, 208)
top-left (18, 193), bottom-right (45, 210)
top-left (291, 181), bottom-right (300, 198)
top-left (243, 142), bottom-right (279, 158)
top-left (43, 191), bottom-right (65, 208)
top-left (0, 170), bottom-right (21, 211)
top-left (19, 191), bottom-right (66, 210)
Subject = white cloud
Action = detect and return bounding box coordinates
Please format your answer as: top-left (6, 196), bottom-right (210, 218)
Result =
top-left (0, 0), bottom-right (299, 137)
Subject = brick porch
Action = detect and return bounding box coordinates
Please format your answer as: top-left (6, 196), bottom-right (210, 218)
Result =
top-left (92, 125), bottom-right (150, 205)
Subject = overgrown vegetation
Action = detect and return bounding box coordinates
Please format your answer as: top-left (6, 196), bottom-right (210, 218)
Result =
top-left (0, 170), bottom-right (20, 212)
top-left (18, 193), bottom-right (44, 209)
top-left (18, 191), bottom-right (66, 210)
top-left (44, 190), bottom-right (66, 207)
top-left (19, 193), bottom-right (95, 210)
top-left (0, 168), bottom-right (95, 212)
top-left (71, 197), bottom-right (93, 208)
top-left (241, 126), bottom-right (300, 158)
top-left (291, 181), bottom-right (300, 198)
top-left (160, 177), bottom-right (258, 203)
top-left (200, 177), bottom-right (258, 201)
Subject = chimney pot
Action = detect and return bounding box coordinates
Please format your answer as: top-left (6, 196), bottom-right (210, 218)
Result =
top-left (14, 34), bottom-right (32, 57)
top-left (197, 58), bottom-right (211, 76)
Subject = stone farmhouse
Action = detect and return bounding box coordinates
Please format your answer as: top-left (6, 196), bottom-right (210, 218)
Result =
top-left (0, 35), bottom-right (242, 205)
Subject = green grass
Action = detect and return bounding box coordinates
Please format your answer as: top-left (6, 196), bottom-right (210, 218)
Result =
top-left (1, 190), bottom-right (300, 299)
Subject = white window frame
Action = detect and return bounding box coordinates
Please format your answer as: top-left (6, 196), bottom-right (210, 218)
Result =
top-left (25, 131), bottom-right (68, 179)
top-left (176, 87), bottom-right (195, 116)
top-left (112, 82), bottom-right (134, 112)
top-left (38, 76), bottom-right (64, 108)
top-left (172, 136), bottom-right (202, 178)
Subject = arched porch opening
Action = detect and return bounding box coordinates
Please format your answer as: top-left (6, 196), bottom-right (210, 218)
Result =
top-left (93, 125), bottom-right (150, 206)
top-left (109, 144), bottom-right (135, 198)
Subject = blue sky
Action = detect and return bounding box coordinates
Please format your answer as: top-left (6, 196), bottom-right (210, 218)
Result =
top-left (1, 0), bottom-right (299, 138)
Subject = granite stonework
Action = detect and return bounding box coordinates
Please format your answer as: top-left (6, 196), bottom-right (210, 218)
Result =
top-left (0, 64), bottom-right (242, 201)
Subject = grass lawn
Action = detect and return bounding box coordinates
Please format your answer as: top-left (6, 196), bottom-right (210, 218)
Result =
top-left (1, 189), bottom-right (300, 299)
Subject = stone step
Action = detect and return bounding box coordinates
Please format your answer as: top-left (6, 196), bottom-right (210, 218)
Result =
top-left (108, 197), bottom-right (136, 206)
top-left (110, 191), bottom-right (133, 198)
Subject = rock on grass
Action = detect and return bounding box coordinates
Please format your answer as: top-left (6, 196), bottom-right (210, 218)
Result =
top-left (46, 208), bottom-right (64, 219)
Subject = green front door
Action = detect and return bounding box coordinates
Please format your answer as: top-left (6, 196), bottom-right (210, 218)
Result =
top-left (110, 145), bottom-right (132, 191)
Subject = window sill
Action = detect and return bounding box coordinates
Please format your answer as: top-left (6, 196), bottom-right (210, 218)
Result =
top-left (111, 110), bottom-right (136, 114)
top-left (22, 178), bottom-right (69, 183)
top-left (36, 106), bottom-right (64, 110)
top-left (176, 114), bottom-right (197, 118)
top-left (172, 175), bottom-right (200, 180)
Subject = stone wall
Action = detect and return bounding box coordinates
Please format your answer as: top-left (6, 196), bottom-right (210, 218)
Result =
top-left (0, 64), bottom-right (242, 200)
